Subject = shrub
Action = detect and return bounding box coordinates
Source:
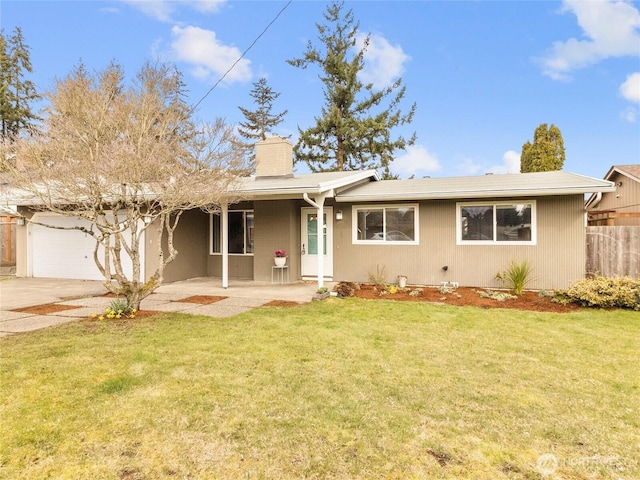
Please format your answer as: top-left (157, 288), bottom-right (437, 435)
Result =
top-left (92, 298), bottom-right (136, 320)
top-left (334, 281), bottom-right (360, 298)
top-left (558, 276), bottom-right (640, 310)
top-left (368, 265), bottom-right (387, 289)
top-left (476, 289), bottom-right (517, 302)
top-left (495, 260), bottom-right (534, 295)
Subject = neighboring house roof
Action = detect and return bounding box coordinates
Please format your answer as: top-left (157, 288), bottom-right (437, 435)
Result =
top-left (337, 171), bottom-right (615, 203)
top-left (585, 164), bottom-right (640, 209)
top-left (235, 170), bottom-right (380, 199)
top-left (603, 164), bottom-right (640, 183)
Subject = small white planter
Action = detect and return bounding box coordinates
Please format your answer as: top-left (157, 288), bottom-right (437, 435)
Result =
top-left (398, 275), bottom-right (407, 288)
top-left (274, 257), bottom-right (287, 267)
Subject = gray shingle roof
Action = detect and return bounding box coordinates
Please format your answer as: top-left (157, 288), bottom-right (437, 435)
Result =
top-left (336, 171), bottom-right (615, 202)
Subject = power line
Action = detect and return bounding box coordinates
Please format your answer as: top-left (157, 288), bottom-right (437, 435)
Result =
top-left (190, 0), bottom-right (293, 113)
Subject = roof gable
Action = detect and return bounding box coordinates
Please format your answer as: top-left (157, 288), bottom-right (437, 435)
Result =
top-left (234, 170), bottom-right (379, 199)
top-left (604, 165), bottom-right (640, 183)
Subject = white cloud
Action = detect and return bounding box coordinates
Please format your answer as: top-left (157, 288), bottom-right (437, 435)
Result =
top-left (621, 106), bottom-right (638, 122)
top-left (456, 151), bottom-right (521, 175)
top-left (486, 151), bottom-right (521, 174)
top-left (392, 145), bottom-right (440, 178)
top-left (620, 72), bottom-right (640, 102)
top-left (538, 0), bottom-right (640, 81)
top-left (121, 0), bottom-right (226, 22)
top-left (355, 33), bottom-right (410, 89)
top-left (456, 157), bottom-right (484, 176)
top-left (170, 25), bottom-right (251, 84)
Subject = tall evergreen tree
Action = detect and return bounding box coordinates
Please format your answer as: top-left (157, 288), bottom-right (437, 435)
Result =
top-left (237, 77), bottom-right (288, 168)
top-left (238, 77), bottom-right (288, 143)
top-left (287, 0), bottom-right (416, 178)
top-left (520, 123), bottom-right (565, 173)
top-left (0, 27), bottom-right (40, 142)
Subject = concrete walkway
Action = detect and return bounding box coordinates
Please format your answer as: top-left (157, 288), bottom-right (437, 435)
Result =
top-left (0, 277), bottom-right (324, 337)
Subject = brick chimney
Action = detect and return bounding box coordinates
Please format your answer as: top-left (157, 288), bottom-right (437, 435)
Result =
top-left (255, 136), bottom-right (293, 177)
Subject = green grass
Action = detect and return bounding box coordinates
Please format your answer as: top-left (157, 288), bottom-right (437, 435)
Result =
top-left (1, 299), bottom-right (638, 479)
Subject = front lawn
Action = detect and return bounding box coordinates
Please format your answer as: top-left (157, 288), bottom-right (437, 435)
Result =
top-left (1, 300), bottom-right (638, 479)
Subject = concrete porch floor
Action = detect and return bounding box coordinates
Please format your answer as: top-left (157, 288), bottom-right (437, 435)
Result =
top-left (0, 276), bottom-right (331, 337)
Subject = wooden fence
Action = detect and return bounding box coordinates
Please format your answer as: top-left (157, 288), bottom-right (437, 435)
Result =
top-left (586, 226), bottom-right (640, 278)
top-left (0, 215), bottom-right (17, 271)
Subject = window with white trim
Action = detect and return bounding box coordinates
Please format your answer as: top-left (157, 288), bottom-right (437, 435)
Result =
top-left (457, 201), bottom-right (536, 245)
top-left (352, 204), bottom-right (419, 244)
top-left (210, 210), bottom-right (254, 255)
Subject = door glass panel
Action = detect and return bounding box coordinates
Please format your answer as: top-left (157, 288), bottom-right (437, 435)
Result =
top-left (307, 213), bottom-right (326, 255)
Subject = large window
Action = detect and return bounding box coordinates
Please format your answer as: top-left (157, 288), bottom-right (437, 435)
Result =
top-left (210, 210), bottom-right (254, 255)
top-left (457, 201), bottom-right (535, 244)
top-left (352, 204), bottom-right (418, 244)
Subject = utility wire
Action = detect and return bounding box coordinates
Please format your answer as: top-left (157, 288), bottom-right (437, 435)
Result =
top-left (190, 0), bottom-right (293, 113)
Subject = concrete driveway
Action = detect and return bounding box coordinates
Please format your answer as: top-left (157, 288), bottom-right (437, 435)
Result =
top-left (0, 277), bottom-right (321, 337)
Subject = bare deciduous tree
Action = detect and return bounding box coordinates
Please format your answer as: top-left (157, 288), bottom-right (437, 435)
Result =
top-left (0, 61), bottom-right (246, 309)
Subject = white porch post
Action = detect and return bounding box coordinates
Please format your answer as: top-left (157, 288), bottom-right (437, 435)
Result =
top-left (221, 203), bottom-right (229, 289)
top-left (302, 192), bottom-right (327, 290)
top-left (316, 201), bottom-right (325, 290)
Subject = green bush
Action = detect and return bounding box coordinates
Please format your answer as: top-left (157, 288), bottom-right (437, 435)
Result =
top-left (559, 276), bottom-right (640, 310)
top-left (495, 260), bottom-right (534, 295)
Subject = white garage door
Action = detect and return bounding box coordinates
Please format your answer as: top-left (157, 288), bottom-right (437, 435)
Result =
top-left (30, 214), bottom-right (144, 281)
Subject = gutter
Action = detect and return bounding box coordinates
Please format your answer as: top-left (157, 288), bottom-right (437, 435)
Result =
top-left (337, 184), bottom-right (617, 203)
top-left (585, 191), bottom-right (602, 211)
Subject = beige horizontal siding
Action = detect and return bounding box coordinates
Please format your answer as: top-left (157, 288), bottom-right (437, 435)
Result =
top-left (333, 195), bottom-right (586, 289)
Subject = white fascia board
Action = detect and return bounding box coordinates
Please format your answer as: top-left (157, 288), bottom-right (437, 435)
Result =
top-left (317, 170), bottom-right (379, 192)
top-left (238, 170), bottom-right (378, 200)
top-left (337, 183), bottom-right (617, 202)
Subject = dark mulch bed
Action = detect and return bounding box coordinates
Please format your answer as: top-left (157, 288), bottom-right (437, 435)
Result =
top-left (11, 304), bottom-right (81, 315)
top-left (351, 284), bottom-right (580, 313)
top-left (176, 295), bottom-right (227, 305)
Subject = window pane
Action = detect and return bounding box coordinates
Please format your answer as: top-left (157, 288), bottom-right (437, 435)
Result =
top-left (245, 212), bottom-right (254, 253)
top-left (385, 208), bottom-right (415, 241)
top-left (228, 212), bottom-right (244, 254)
top-left (461, 206), bottom-right (493, 241)
top-left (496, 204), bottom-right (531, 241)
top-left (212, 214), bottom-right (221, 253)
top-left (357, 209), bottom-right (383, 240)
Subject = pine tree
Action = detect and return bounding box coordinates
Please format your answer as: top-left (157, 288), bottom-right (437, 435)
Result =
top-left (238, 77), bottom-right (288, 143)
top-left (287, 0), bottom-right (416, 178)
top-left (520, 123), bottom-right (565, 173)
top-left (0, 27), bottom-right (40, 142)
top-left (237, 77), bottom-right (288, 168)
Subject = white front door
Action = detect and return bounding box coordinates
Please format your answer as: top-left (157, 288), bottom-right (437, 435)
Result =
top-left (301, 207), bottom-right (333, 278)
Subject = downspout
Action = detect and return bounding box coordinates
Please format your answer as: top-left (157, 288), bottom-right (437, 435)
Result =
top-left (587, 192), bottom-right (602, 210)
top-left (303, 192), bottom-right (328, 289)
top-left (221, 203), bottom-right (229, 289)
top-left (585, 192), bottom-right (602, 227)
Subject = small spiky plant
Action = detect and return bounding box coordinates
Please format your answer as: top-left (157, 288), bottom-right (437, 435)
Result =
top-left (496, 260), bottom-right (534, 295)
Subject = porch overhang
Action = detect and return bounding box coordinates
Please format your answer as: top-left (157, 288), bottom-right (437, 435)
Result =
top-left (233, 170), bottom-right (379, 201)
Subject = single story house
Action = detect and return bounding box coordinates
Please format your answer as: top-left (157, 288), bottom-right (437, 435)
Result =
top-left (10, 137), bottom-right (615, 290)
top-left (586, 164), bottom-right (640, 226)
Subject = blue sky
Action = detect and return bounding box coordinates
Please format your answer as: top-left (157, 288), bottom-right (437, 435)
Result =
top-left (2, 0), bottom-right (639, 179)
